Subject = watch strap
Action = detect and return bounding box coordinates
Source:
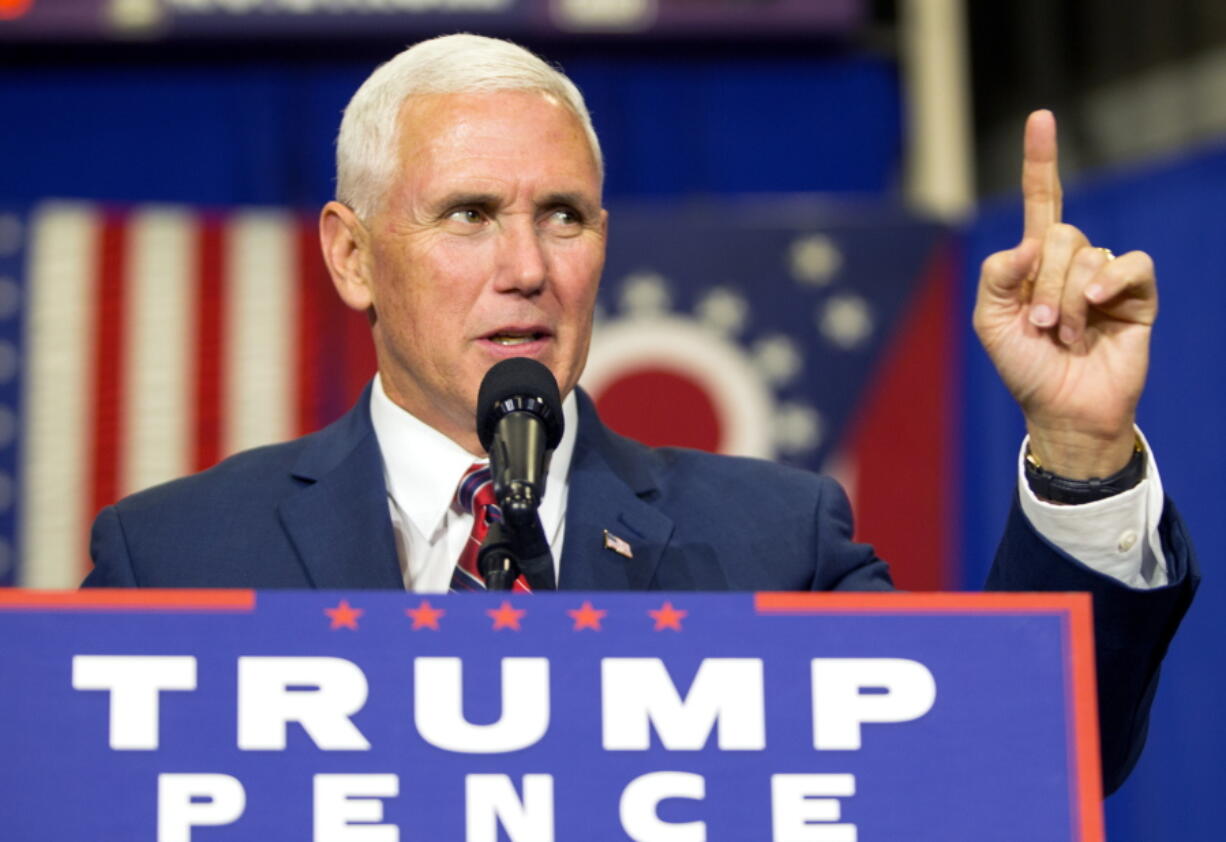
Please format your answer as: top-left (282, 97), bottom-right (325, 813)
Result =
top-left (1024, 439), bottom-right (1146, 504)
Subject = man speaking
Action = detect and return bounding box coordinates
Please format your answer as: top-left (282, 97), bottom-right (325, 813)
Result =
top-left (84, 34), bottom-right (1197, 792)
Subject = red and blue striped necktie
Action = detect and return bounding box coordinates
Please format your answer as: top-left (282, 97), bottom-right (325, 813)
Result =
top-left (450, 463), bottom-right (531, 593)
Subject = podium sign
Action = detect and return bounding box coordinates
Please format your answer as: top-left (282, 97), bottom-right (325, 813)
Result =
top-left (0, 591), bottom-right (1102, 841)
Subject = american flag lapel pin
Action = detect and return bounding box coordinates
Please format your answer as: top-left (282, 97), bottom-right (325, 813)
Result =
top-left (603, 530), bottom-right (634, 559)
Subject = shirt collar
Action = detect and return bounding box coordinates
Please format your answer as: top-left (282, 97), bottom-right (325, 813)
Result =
top-left (369, 373), bottom-right (578, 540)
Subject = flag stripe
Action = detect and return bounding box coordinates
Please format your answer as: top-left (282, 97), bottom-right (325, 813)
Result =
top-left (20, 205), bottom-right (98, 587)
top-left (88, 211), bottom-right (128, 574)
top-left (193, 216), bottom-right (225, 472)
top-left (122, 208), bottom-right (193, 496)
top-left (224, 211), bottom-right (294, 455)
top-left (296, 218), bottom-right (324, 435)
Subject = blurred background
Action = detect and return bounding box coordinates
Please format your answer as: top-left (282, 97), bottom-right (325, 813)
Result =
top-left (1, 0), bottom-right (1222, 837)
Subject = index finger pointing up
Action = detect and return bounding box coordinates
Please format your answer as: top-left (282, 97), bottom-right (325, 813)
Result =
top-left (1021, 109), bottom-right (1063, 242)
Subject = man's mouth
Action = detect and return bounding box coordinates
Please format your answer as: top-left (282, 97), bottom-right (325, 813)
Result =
top-left (489, 332), bottom-right (542, 346)
top-left (484, 329), bottom-right (550, 347)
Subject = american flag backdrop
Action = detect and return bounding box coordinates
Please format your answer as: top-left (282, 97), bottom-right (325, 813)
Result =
top-left (1, 199), bottom-right (957, 591)
top-left (9, 202), bottom-right (375, 588)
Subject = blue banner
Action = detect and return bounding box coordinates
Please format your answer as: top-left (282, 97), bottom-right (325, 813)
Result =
top-left (0, 0), bottom-right (865, 41)
top-left (0, 590), bottom-right (1100, 840)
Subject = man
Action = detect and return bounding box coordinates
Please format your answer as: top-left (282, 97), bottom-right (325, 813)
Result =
top-left (85, 34), bottom-right (1196, 792)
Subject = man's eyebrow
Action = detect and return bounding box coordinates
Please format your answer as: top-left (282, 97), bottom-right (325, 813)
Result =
top-left (428, 191), bottom-right (600, 215)
top-left (430, 192), bottom-right (500, 213)
top-left (540, 192), bottom-right (599, 214)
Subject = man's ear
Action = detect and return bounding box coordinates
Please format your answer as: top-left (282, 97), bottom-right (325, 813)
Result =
top-left (320, 201), bottom-right (374, 312)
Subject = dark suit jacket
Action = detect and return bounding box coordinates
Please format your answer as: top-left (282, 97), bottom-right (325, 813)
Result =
top-left (85, 386), bottom-right (1198, 793)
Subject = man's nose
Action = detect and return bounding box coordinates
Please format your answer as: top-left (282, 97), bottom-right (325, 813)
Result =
top-left (494, 218), bottom-right (548, 295)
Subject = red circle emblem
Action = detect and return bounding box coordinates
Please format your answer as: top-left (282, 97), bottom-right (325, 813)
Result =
top-left (593, 366), bottom-right (722, 452)
top-left (581, 314), bottom-right (777, 459)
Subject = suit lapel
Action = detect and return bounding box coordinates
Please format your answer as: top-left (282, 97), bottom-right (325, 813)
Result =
top-left (274, 385), bottom-right (673, 591)
top-left (559, 393), bottom-right (674, 590)
top-left (278, 387), bottom-right (403, 589)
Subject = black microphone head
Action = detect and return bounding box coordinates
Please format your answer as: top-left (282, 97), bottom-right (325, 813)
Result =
top-left (476, 358), bottom-right (564, 453)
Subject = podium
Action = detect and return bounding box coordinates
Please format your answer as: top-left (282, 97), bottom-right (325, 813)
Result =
top-left (0, 590), bottom-right (1103, 841)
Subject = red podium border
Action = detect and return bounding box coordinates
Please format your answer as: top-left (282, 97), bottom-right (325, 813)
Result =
top-left (0, 588), bottom-right (256, 612)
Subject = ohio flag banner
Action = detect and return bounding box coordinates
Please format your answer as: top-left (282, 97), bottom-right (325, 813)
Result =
top-left (0, 199), bottom-right (956, 590)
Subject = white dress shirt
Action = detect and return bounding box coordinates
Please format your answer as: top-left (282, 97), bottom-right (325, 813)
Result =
top-left (370, 375), bottom-right (1166, 591)
top-left (369, 374), bottom-right (578, 592)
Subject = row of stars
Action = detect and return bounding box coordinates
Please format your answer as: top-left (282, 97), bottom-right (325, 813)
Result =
top-left (324, 599), bottom-right (687, 633)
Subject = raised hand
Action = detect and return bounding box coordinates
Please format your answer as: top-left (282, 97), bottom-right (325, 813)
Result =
top-left (973, 110), bottom-right (1157, 479)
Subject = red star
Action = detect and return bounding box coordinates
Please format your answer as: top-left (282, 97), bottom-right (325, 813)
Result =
top-left (487, 600), bottom-right (526, 631)
top-left (405, 600), bottom-right (445, 630)
top-left (567, 600), bottom-right (607, 631)
top-left (648, 601), bottom-right (687, 631)
top-left (325, 599), bottom-right (363, 630)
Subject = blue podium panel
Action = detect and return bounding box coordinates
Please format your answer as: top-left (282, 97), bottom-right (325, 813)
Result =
top-left (0, 591), bottom-right (1101, 841)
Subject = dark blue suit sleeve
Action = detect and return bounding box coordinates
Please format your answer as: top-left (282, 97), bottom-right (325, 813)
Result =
top-left (986, 494), bottom-right (1199, 795)
top-left (813, 475), bottom-right (894, 592)
top-left (83, 506), bottom-right (140, 588)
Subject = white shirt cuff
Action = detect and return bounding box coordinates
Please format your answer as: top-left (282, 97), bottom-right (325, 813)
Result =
top-left (1017, 429), bottom-right (1168, 589)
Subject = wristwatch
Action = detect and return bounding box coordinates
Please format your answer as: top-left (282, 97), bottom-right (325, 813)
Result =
top-left (1024, 437), bottom-right (1146, 504)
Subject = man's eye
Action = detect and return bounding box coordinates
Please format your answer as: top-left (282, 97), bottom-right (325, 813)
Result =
top-left (548, 208), bottom-right (582, 226)
top-left (448, 208), bottom-right (485, 224)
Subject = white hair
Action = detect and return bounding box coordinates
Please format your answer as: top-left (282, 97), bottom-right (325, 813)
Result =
top-left (336, 33), bottom-right (603, 220)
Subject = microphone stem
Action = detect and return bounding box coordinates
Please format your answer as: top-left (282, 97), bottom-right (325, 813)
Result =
top-left (483, 564), bottom-right (517, 591)
top-left (478, 521), bottom-right (521, 590)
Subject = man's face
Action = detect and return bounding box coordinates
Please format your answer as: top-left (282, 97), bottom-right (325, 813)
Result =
top-left (359, 90), bottom-right (606, 453)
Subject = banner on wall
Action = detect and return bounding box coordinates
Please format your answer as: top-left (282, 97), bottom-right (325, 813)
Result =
top-left (0, 198), bottom-right (954, 590)
top-left (0, 0), bottom-right (865, 40)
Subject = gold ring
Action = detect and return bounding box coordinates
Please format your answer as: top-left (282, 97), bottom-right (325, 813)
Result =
top-left (1098, 247), bottom-right (1116, 260)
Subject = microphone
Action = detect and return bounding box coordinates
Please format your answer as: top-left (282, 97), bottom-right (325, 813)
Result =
top-left (475, 358), bottom-right (563, 591)
top-left (476, 357), bottom-right (564, 525)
